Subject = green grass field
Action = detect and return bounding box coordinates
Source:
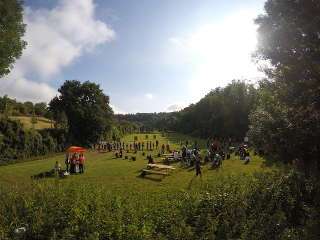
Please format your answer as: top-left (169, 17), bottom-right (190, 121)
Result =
top-left (9, 116), bottom-right (53, 129)
top-left (2, 133), bottom-right (305, 240)
top-left (0, 133), bottom-right (272, 195)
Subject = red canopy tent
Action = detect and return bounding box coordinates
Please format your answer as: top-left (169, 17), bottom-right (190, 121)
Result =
top-left (66, 146), bottom-right (86, 153)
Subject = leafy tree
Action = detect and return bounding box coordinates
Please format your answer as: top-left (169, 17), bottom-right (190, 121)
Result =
top-left (0, 0), bottom-right (27, 77)
top-left (31, 109), bottom-right (37, 128)
top-left (250, 0), bottom-right (320, 174)
top-left (34, 102), bottom-right (47, 116)
top-left (53, 111), bottom-right (68, 130)
top-left (23, 101), bottom-right (34, 115)
top-left (49, 80), bottom-right (113, 146)
top-left (174, 81), bottom-right (258, 139)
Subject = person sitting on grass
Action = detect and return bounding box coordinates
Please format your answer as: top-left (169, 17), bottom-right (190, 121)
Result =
top-left (244, 149), bottom-right (250, 164)
top-left (147, 155), bottom-right (154, 164)
top-left (212, 153), bottom-right (222, 168)
top-left (173, 150), bottom-right (180, 160)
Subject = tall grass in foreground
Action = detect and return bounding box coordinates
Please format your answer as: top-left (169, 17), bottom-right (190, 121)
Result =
top-left (0, 171), bottom-right (319, 240)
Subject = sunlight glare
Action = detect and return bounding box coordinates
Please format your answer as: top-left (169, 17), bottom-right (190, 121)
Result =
top-left (181, 10), bottom-right (264, 101)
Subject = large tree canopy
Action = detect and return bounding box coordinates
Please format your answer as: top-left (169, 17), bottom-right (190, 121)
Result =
top-left (49, 80), bottom-right (113, 146)
top-left (250, 0), bottom-right (320, 174)
top-left (174, 81), bottom-right (258, 139)
top-left (0, 0), bottom-right (26, 77)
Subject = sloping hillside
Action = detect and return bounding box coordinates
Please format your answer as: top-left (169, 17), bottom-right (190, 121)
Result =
top-left (10, 116), bottom-right (53, 130)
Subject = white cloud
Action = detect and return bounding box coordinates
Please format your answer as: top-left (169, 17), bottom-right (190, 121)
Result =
top-left (169, 9), bottom-right (265, 102)
top-left (110, 104), bottom-right (126, 114)
top-left (0, 0), bottom-right (115, 103)
top-left (145, 93), bottom-right (154, 100)
top-left (166, 102), bottom-right (186, 112)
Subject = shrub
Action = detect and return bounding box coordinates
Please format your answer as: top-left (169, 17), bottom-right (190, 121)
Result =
top-left (0, 117), bottom-right (67, 164)
top-left (0, 171), bottom-right (319, 239)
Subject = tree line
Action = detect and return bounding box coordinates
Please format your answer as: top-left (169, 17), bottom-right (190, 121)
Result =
top-left (1, 0), bottom-right (320, 175)
top-left (118, 0), bottom-right (320, 176)
top-left (0, 96), bottom-right (49, 117)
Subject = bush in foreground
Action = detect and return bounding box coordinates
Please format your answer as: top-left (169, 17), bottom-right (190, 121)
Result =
top-left (0, 171), bottom-right (319, 239)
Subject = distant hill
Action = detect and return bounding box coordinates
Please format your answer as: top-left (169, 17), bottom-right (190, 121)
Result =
top-left (9, 116), bottom-right (54, 130)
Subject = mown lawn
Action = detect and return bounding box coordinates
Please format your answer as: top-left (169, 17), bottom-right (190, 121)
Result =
top-left (0, 133), bottom-right (273, 195)
top-left (3, 134), bottom-right (312, 240)
top-left (9, 116), bottom-right (53, 129)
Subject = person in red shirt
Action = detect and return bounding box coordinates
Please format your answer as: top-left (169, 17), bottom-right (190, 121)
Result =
top-left (79, 153), bottom-right (85, 174)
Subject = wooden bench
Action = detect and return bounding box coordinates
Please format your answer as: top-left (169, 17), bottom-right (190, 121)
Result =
top-left (147, 164), bottom-right (176, 170)
top-left (141, 169), bottom-right (168, 176)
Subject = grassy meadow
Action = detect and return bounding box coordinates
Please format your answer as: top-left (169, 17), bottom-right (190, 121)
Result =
top-left (0, 133), bottom-right (271, 194)
top-left (9, 116), bottom-right (53, 130)
top-left (2, 133), bottom-right (310, 240)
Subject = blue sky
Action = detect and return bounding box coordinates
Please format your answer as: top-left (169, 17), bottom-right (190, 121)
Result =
top-left (1, 0), bottom-right (266, 113)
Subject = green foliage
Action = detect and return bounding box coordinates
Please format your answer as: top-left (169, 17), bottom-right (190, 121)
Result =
top-left (118, 81), bottom-right (258, 140)
top-left (34, 102), bottom-right (47, 116)
top-left (109, 120), bottom-right (139, 141)
top-left (49, 80), bottom-right (113, 146)
top-left (0, 95), bottom-right (50, 117)
top-left (0, 0), bottom-right (27, 77)
top-left (53, 111), bottom-right (68, 130)
top-left (174, 81), bottom-right (258, 139)
top-left (31, 111), bottom-right (38, 127)
top-left (0, 171), bottom-right (318, 239)
top-left (0, 116), bottom-right (67, 163)
top-left (250, 0), bottom-right (320, 174)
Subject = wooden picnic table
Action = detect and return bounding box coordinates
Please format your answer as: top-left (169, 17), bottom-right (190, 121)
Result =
top-left (147, 164), bottom-right (176, 170)
top-left (141, 163), bottom-right (175, 177)
top-left (162, 153), bottom-right (173, 156)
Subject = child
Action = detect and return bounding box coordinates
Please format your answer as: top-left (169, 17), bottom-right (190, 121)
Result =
top-left (54, 161), bottom-right (61, 176)
top-left (244, 150), bottom-right (250, 164)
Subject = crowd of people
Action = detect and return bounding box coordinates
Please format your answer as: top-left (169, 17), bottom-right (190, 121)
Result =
top-left (176, 137), bottom-right (251, 176)
top-left (96, 140), bottom-right (164, 152)
top-left (57, 135), bottom-right (251, 178)
top-left (96, 140), bottom-right (173, 158)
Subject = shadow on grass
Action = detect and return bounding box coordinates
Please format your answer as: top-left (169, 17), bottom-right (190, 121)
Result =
top-left (187, 175), bottom-right (202, 190)
top-left (259, 154), bottom-right (286, 169)
top-left (164, 133), bottom-right (207, 149)
top-left (31, 169), bottom-right (69, 180)
top-left (136, 174), bottom-right (162, 182)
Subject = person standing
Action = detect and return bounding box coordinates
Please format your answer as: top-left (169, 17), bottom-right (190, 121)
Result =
top-left (195, 155), bottom-right (201, 176)
top-left (161, 144), bottom-right (165, 154)
top-left (75, 155), bottom-right (80, 174)
top-left (70, 154), bottom-right (76, 173)
top-left (79, 153), bottom-right (85, 174)
top-left (65, 153), bottom-right (70, 172)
